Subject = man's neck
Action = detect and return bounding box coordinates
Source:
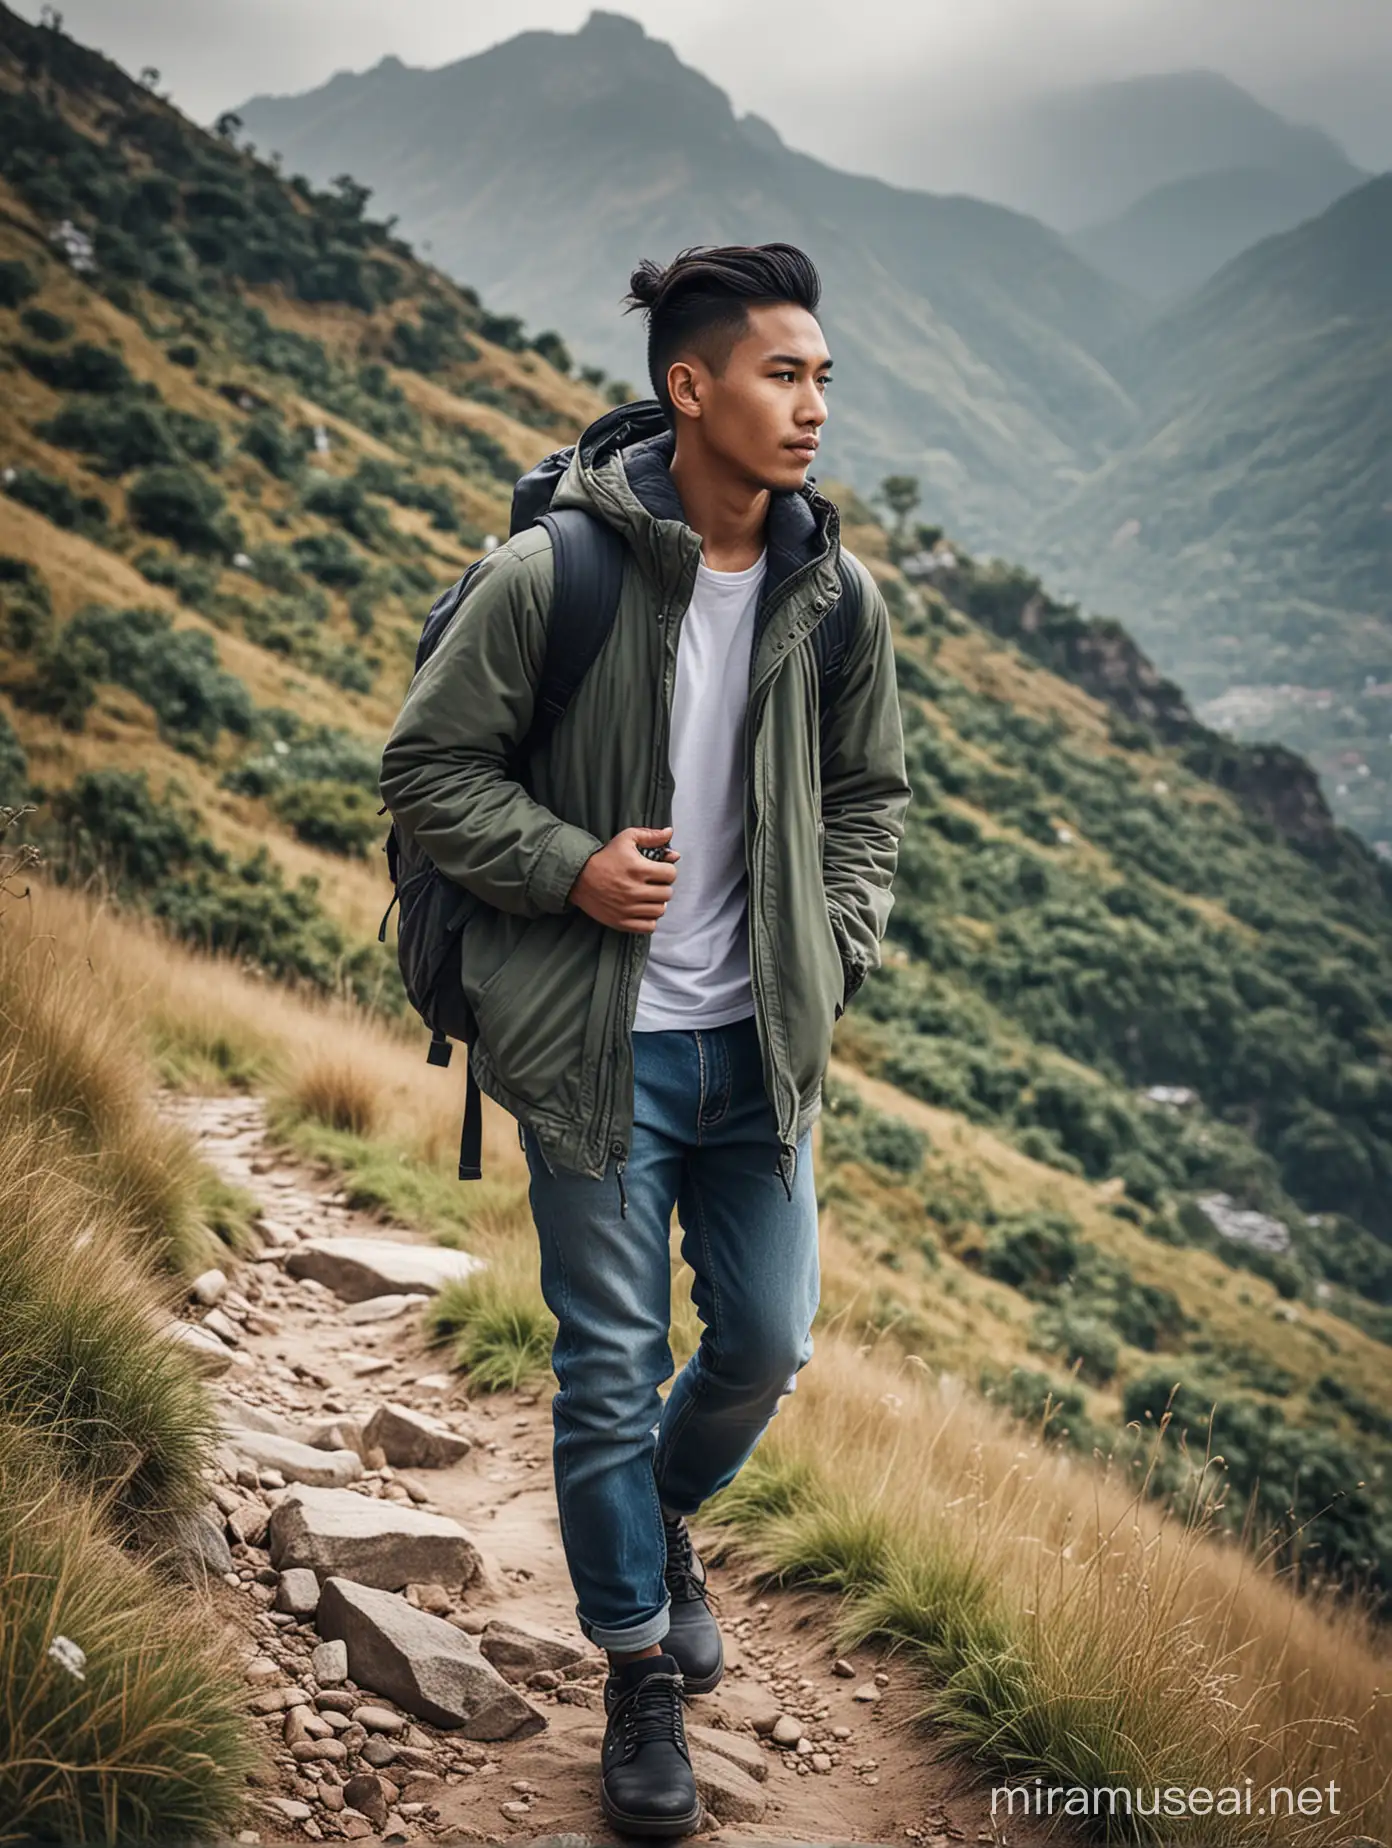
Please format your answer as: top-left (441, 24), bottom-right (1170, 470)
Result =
top-left (668, 434), bottom-right (769, 572)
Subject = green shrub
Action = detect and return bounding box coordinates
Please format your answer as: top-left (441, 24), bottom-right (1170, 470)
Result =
top-left (134, 548), bottom-right (219, 612)
top-left (271, 779), bottom-right (380, 857)
top-left (291, 529), bottom-right (366, 587)
top-left (19, 305), bottom-right (72, 342)
top-left (127, 465), bottom-right (240, 557)
top-left (167, 340), bottom-right (200, 367)
top-left (301, 472), bottom-right (392, 546)
top-left (0, 257), bottom-right (38, 306)
top-left (0, 556), bottom-right (55, 653)
top-left (239, 408), bottom-right (309, 479)
top-left (979, 1210), bottom-right (1081, 1295)
top-left (63, 605), bottom-right (254, 745)
top-left (223, 724), bottom-right (380, 798)
top-left (15, 339), bottom-right (134, 393)
top-left (38, 394), bottom-right (220, 477)
top-left (0, 707), bottom-right (26, 803)
top-left (1029, 1305), bottom-right (1119, 1384)
top-left (3, 466), bottom-right (108, 535)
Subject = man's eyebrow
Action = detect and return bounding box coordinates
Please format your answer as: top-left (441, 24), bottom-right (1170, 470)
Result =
top-left (766, 353), bottom-right (834, 368)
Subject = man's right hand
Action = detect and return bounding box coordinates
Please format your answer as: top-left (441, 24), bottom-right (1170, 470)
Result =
top-left (567, 826), bottom-right (679, 932)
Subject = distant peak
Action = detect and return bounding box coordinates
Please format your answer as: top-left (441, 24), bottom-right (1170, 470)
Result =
top-left (738, 112), bottom-right (784, 154)
top-left (579, 10), bottom-right (647, 38)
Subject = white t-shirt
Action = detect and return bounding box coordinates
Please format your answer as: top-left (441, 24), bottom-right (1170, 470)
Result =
top-left (632, 549), bottom-right (767, 1032)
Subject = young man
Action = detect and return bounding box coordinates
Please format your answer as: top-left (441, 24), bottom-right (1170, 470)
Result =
top-left (379, 243), bottom-right (910, 1837)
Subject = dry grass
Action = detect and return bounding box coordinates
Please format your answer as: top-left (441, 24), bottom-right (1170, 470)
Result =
top-left (287, 1051), bottom-right (382, 1138)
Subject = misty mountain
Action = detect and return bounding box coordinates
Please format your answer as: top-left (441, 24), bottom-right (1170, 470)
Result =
top-left (235, 10), bottom-right (1143, 548)
top-left (1070, 162), bottom-right (1366, 301)
top-left (949, 69), bottom-right (1364, 233)
top-left (1035, 174), bottom-right (1392, 837)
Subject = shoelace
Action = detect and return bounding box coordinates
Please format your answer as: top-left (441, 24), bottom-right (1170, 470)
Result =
top-left (613, 1669), bottom-right (687, 1756)
top-left (663, 1515), bottom-right (722, 1611)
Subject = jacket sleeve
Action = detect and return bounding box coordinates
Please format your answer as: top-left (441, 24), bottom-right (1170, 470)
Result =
top-left (820, 559), bottom-right (912, 1005)
top-left (378, 539), bottom-right (605, 918)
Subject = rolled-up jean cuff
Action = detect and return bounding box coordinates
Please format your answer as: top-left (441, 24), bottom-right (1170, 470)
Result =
top-left (579, 1596), bottom-right (671, 1652)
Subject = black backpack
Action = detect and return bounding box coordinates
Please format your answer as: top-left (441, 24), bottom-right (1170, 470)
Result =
top-left (379, 443), bottom-right (863, 1183)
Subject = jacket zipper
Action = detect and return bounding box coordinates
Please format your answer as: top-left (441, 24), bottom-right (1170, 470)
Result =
top-left (606, 578), bottom-right (690, 1216)
top-left (745, 545), bottom-right (839, 1200)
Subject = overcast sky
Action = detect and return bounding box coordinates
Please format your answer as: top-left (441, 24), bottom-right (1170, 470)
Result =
top-left (20, 0), bottom-right (1392, 173)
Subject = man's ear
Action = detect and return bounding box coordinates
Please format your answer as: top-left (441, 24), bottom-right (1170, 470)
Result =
top-left (667, 359), bottom-right (703, 422)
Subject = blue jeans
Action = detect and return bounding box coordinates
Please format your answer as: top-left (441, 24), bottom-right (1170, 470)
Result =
top-left (520, 1011), bottom-right (819, 1652)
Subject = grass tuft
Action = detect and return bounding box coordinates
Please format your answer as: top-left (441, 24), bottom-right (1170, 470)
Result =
top-left (427, 1244), bottom-right (556, 1392)
top-left (286, 1051), bottom-right (380, 1137)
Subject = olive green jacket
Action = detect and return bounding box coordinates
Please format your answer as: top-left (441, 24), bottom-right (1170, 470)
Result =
top-left (379, 401), bottom-right (911, 1202)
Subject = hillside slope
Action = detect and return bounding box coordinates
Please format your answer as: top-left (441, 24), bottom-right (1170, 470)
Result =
top-left (1069, 162), bottom-right (1365, 301)
top-left (3, 1), bottom-right (1392, 1614)
top-left (1041, 174), bottom-right (1392, 844)
top-left (234, 9), bottom-right (1143, 546)
top-left (232, 23), bottom-right (1392, 852)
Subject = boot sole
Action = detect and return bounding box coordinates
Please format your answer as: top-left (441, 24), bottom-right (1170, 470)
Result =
top-left (600, 1783), bottom-right (704, 1837)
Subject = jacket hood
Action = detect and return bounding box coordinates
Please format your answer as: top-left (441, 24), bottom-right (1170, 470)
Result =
top-left (549, 397), bottom-right (842, 607)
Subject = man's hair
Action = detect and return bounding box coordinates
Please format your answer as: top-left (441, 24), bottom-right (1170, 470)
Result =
top-left (622, 242), bottom-right (822, 423)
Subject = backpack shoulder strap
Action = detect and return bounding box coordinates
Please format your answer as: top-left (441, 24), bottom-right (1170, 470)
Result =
top-left (522, 507), bottom-right (626, 760)
top-left (812, 551), bottom-right (865, 714)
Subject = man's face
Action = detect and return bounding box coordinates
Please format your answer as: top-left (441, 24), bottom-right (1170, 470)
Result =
top-left (668, 302), bottom-right (831, 492)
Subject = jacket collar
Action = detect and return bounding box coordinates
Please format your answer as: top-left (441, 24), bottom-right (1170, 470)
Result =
top-left (552, 398), bottom-right (841, 615)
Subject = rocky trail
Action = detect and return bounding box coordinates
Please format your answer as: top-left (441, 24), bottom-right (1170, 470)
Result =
top-left (160, 1091), bottom-right (1036, 1848)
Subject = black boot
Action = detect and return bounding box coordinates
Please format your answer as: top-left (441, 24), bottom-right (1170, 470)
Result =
top-left (660, 1510), bottom-right (724, 1694)
top-left (600, 1651), bottom-right (703, 1838)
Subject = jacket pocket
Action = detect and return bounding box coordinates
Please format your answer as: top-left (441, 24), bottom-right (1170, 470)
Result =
top-left (471, 911), bottom-right (596, 1110)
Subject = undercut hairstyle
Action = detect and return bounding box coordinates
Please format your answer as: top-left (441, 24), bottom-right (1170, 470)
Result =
top-left (622, 243), bottom-right (822, 424)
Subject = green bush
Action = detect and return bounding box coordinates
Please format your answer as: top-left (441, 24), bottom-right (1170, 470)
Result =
top-left (19, 304), bottom-right (72, 342)
top-left (0, 556), bottom-right (55, 653)
top-left (0, 257), bottom-right (38, 305)
top-left (1029, 1305), bottom-right (1120, 1385)
top-left (271, 778), bottom-right (380, 857)
top-left (0, 707), bottom-right (26, 803)
top-left (167, 340), bottom-right (200, 367)
top-left (15, 338), bottom-right (134, 393)
top-left (127, 465), bottom-right (241, 557)
top-left (301, 472), bottom-right (392, 546)
top-left (239, 407), bottom-right (309, 479)
top-left (135, 548), bottom-right (219, 612)
top-left (291, 529), bottom-right (366, 587)
top-left (39, 394), bottom-right (222, 477)
top-left (3, 466), bottom-right (108, 535)
top-left (979, 1210), bottom-right (1081, 1295)
top-left (63, 605), bottom-right (254, 745)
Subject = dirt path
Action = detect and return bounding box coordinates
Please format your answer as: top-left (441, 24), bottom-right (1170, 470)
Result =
top-left (163, 1091), bottom-right (1040, 1848)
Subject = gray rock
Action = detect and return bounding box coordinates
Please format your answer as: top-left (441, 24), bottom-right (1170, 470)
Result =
top-left (301, 1416), bottom-right (367, 1458)
top-left (218, 1396), bottom-right (295, 1438)
top-left (312, 1639), bottom-right (349, 1687)
top-left (343, 1294), bottom-right (431, 1325)
top-left (285, 1238), bottom-right (487, 1304)
top-left (224, 1430), bottom-right (363, 1489)
top-left (362, 1402), bottom-right (472, 1470)
top-left (686, 1722), bottom-right (768, 1783)
top-left (275, 1567), bottom-right (321, 1618)
top-left (771, 1714), bottom-right (803, 1746)
top-left (203, 1306), bottom-right (241, 1346)
top-left (316, 1578), bottom-right (548, 1739)
top-left (478, 1617), bottom-right (586, 1683)
top-left (171, 1506), bottom-right (234, 1581)
top-left (226, 1497), bottom-right (269, 1547)
top-left (161, 1320), bottom-right (232, 1375)
top-left (190, 1268), bottom-right (228, 1306)
top-left (690, 1744), bottom-right (767, 1823)
top-left (269, 1486), bottom-right (483, 1591)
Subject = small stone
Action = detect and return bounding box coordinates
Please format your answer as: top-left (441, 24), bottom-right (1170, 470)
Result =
top-left (274, 1568), bottom-right (321, 1618)
top-left (353, 1704), bottom-right (408, 1734)
top-left (500, 1801), bottom-right (532, 1819)
top-left (204, 1306), bottom-right (241, 1345)
top-left (874, 1670), bottom-right (890, 1686)
top-left (339, 1815), bottom-right (374, 1841)
top-left (315, 1689), bottom-right (358, 1715)
top-left (192, 1269), bottom-right (228, 1307)
top-left (258, 1468), bottom-right (286, 1490)
top-left (811, 1752), bottom-right (832, 1772)
top-left (312, 1639), bottom-right (348, 1687)
top-left (243, 1656), bottom-right (281, 1685)
top-left (831, 1724), bottom-right (852, 1739)
top-left (771, 1714), bottom-right (803, 1747)
top-left (342, 1773), bottom-right (390, 1827)
top-left (265, 1798), bottom-right (312, 1822)
top-left (832, 1657), bottom-right (855, 1678)
top-left (852, 1682), bottom-right (881, 1702)
top-left (362, 1736), bottom-right (399, 1768)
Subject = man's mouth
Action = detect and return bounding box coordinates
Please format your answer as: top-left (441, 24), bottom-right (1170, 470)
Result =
top-left (785, 440), bottom-right (819, 460)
